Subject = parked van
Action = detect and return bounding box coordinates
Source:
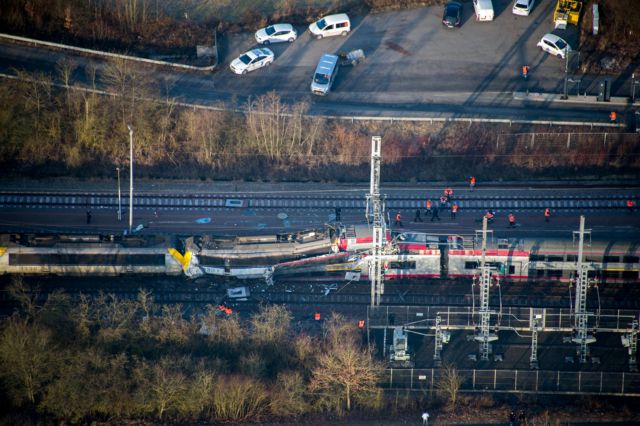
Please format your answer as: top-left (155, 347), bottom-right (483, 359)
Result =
top-left (473, 0), bottom-right (495, 21)
top-left (308, 13), bottom-right (351, 39)
top-left (311, 54), bottom-right (339, 95)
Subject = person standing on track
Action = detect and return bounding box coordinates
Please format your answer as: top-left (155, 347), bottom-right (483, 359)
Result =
top-left (544, 207), bottom-right (551, 222)
top-left (508, 212), bottom-right (516, 228)
top-left (451, 203), bottom-right (458, 220)
top-left (431, 207), bottom-right (441, 222)
top-left (627, 200), bottom-right (635, 215)
top-left (469, 176), bottom-right (476, 191)
top-left (425, 199), bottom-right (433, 216)
top-left (414, 208), bottom-right (423, 222)
top-left (86, 210), bottom-right (92, 225)
top-left (394, 212), bottom-right (403, 227)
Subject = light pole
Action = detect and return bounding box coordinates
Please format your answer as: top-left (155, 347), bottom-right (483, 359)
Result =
top-left (127, 125), bottom-right (133, 234)
top-left (116, 167), bottom-right (122, 221)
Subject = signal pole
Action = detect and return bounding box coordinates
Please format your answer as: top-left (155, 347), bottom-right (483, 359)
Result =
top-left (572, 215), bottom-right (596, 363)
top-left (368, 136), bottom-right (385, 307)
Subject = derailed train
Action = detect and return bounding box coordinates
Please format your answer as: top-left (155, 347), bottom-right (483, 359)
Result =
top-left (0, 225), bottom-right (639, 284)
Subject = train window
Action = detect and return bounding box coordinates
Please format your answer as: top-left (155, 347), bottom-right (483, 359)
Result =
top-left (465, 261), bottom-right (479, 270)
top-left (529, 255), bottom-right (545, 262)
top-left (623, 256), bottom-right (640, 263)
top-left (547, 255), bottom-right (564, 262)
top-left (566, 255), bottom-right (577, 262)
top-left (536, 269), bottom-right (545, 278)
top-left (547, 270), bottom-right (563, 279)
top-left (587, 270), bottom-right (599, 278)
top-left (622, 271), bottom-right (639, 280)
top-left (585, 256), bottom-right (600, 263)
top-left (389, 261), bottom-right (416, 269)
top-left (603, 256), bottom-right (620, 263)
top-left (603, 271), bottom-right (620, 278)
top-left (508, 265), bottom-right (515, 274)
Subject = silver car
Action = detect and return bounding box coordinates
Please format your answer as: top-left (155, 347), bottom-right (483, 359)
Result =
top-left (255, 23), bottom-right (297, 45)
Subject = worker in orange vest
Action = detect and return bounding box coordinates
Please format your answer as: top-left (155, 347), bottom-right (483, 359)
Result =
top-left (609, 111), bottom-right (617, 122)
top-left (425, 199), bottom-right (433, 216)
top-left (469, 176), bottom-right (476, 190)
top-left (358, 320), bottom-right (365, 329)
top-left (627, 200), bottom-right (635, 214)
top-left (394, 212), bottom-right (403, 227)
top-left (451, 203), bottom-right (459, 219)
top-left (508, 212), bottom-right (516, 227)
top-left (522, 65), bottom-right (529, 80)
top-left (544, 207), bottom-right (551, 222)
top-left (444, 187), bottom-right (454, 200)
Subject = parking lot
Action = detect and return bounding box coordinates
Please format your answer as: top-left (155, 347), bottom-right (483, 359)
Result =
top-left (213, 0), bottom-right (582, 106)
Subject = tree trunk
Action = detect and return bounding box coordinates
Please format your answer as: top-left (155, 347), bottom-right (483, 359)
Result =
top-left (346, 383), bottom-right (350, 411)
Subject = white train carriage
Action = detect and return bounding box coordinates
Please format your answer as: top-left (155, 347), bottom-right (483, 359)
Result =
top-left (447, 248), bottom-right (530, 280)
top-left (523, 239), bottom-right (640, 283)
top-left (0, 244), bottom-right (182, 276)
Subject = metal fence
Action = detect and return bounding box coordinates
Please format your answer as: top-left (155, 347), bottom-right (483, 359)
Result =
top-left (384, 368), bottom-right (640, 396)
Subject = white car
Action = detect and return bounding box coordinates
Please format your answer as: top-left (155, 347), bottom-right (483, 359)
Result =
top-left (255, 23), bottom-right (297, 45)
top-left (229, 48), bottom-right (274, 74)
top-left (536, 33), bottom-right (571, 59)
top-left (511, 0), bottom-right (536, 16)
top-left (512, 0), bottom-right (535, 16)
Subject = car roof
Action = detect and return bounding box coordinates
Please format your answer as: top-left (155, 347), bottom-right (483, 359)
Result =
top-left (320, 13), bottom-right (349, 23)
top-left (315, 53), bottom-right (339, 73)
top-left (248, 48), bottom-right (273, 57)
top-left (269, 23), bottom-right (293, 31)
top-left (446, 1), bottom-right (463, 6)
top-left (542, 33), bottom-right (564, 43)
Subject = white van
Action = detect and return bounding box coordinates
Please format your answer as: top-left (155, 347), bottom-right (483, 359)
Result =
top-left (311, 54), bottom-right (339, 95)
top-left (308, 13), bottom-right (351, 39)
top-left (473, 0), bottom-right (495, 21)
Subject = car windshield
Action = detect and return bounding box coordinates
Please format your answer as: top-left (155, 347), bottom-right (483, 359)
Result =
top-left (316, 18), bottom-right (327, 29)
top-left (239, 54), bottom-right (252, 65)
top-left (555, 39), bottom-right (567, 49)
top-left (265, 26), bottom-right (276, 35)
top-left (314, 73), bottom-right (330, 85)
top-left (446, 5), bottom-right (458, 15)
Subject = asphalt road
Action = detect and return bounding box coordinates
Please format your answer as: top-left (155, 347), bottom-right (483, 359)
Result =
top-left (0, 1), bottom-right (636, 123)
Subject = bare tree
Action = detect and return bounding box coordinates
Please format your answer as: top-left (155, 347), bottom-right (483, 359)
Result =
top-left (436, 363), bottom-right (463, 410)
top-left (309, 313), bottom-right (383, 414)
top-left (250, 304), bottom-right (291, 346)
top-left (0, 316), bottom-right (55, 405)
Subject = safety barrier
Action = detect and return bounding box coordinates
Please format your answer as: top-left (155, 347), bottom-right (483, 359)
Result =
top-left (0, 32), bottom-right (218, 71)
top-left (383, 368), bottom-right (640, 396)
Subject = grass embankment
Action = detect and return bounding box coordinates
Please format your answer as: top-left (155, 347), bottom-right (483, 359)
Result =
top-left (0, 74), bottom-right (638, 182)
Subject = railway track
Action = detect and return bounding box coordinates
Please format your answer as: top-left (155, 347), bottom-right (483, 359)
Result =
top-left (1, 279), bottom-right (638, 310)
top-left (0, 191), bottom-right (635, 211)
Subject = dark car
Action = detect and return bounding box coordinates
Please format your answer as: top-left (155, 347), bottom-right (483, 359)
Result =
top-left (442, 1), bottom-right (463, 28)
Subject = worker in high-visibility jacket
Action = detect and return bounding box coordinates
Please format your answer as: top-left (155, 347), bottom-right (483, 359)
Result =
top-left (451, 203), bottom-right (459, 220)
top-left (610, 111), bottom-right (617, 123)
top-left (508, 212), bottom-right (516, 228)
top-left (627, 200), bottom-right (635, 214)
top-left (394, 212), bottom-right (403, 227)
top-left (544, 208), bottom-right (551, 222)
top-left (425, 199), bottom-right (433, 216)
top-left (469, 176), bottom-right (476, 190)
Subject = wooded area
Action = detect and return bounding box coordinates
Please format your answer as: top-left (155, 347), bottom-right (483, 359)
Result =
top-left (0, 279), bottom-right (388, 423)
top-left (0, 68), bottom-right (638, 182)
